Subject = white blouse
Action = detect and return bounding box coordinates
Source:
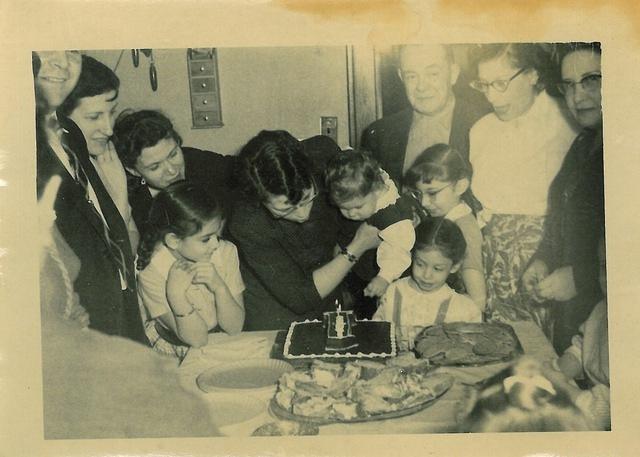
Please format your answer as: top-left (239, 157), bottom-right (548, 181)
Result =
top-left (469, 91), bottom-right (578, 216)
top-left (374, 280), bottom-right (482, 327)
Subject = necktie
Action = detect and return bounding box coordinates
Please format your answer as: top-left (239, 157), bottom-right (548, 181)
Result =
top-left (51, 121), bottom-right (130, 289)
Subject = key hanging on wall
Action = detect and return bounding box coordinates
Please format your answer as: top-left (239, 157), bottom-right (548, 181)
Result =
top-left (131, 48), bottom-right (158, 92)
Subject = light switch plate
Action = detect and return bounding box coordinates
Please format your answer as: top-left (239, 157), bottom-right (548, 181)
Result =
top-left (320, 116), bottom-right (338, 143)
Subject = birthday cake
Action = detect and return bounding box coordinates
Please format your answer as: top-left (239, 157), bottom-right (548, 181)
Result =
top-left (283, 318), bottom-right (396, 360)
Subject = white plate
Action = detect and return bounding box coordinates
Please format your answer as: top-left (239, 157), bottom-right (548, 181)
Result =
top-left (208, 395), bottom-right (270, 436)
top-left (196, 359), bottom-right (293, 396)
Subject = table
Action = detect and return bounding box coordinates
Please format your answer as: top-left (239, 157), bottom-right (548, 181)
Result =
top-left (177, 321), bottom-right (556, 436)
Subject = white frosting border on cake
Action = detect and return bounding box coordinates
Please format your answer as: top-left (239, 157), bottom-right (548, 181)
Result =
top-left (283, 319), bottom-right (397, 359)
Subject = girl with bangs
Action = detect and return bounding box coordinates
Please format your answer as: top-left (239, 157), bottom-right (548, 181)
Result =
top-left (405, 143), bottom-right (486, 311)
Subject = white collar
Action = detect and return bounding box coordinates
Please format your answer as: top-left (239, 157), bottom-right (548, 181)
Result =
top-left (509, 90), bottom-right (555, 129)
top-left (445, 202), bottom-right (472, 222)
top-left (375, 170), bottom-right (401, 211)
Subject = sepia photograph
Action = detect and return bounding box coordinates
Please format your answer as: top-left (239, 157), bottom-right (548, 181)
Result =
top-left (34, 42), bottom-right (608, 439)
top-left (2, 1), bottom-right (640, 456)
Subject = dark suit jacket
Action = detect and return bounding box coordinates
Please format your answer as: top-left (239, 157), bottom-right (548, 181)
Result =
top-left (128, 147), bottom-right (237, 235)
top-left (37, 118), bottom-right (146, 344)
top-left (361, 88), bottom-right (491, 185)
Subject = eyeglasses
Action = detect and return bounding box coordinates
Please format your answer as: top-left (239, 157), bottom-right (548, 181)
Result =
top-left (469, 68), bottom-right (527, 94)
top-left (556, 73), bottom-right (601, 96)
top-left (416, 182), bottom-right (454, 200)
top-left (264, 184), bottom-right (319, 219)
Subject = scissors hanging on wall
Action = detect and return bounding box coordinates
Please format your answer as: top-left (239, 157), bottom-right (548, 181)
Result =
top-left (131, 49), bottom-right (158, 91)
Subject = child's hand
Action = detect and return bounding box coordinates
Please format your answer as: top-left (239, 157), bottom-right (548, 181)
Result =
top-left (522, 259), bottom-right (549, 302)
top-left (166, 260), bottom-right (196, 302)
top-left (554, 352), bottom-right (583, 380)
top-left (364, 276), bottom-right (390, 298)
top-left (535, 266), bottom-right (577, 302)
top-left (540, 359), bottom-right (573, 389)
top-left (351, 222), bottom-right (381, 255)
top-left (192, 261), bottom-right (226, 293)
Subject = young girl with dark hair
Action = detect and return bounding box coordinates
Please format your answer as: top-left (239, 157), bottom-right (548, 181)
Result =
top-left (137, 181), bottom-right (245, 358)
top-left (404, 143), bottom-right (486, 311)
top-left (373, 218), bottom-right (481, 350)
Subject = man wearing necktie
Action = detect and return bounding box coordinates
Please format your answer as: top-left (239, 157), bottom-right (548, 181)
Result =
top-left (361, 44), bottom-right (491, 186)
top-left (35, 50), bottom-right (146, 344)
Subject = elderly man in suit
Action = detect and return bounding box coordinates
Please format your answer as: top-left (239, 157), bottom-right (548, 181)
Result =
top-left (362, 44), bottom-right (490, 185)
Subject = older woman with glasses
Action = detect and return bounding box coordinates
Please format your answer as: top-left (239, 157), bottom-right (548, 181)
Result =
top-left (523, 42), bottom-right (605, 352)
top-left (227, 130), bottom-right (381, 330)
top-left (467, 43), bottom-right (579, 336)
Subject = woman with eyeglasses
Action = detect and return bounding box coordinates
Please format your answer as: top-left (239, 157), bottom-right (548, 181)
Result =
top-left (523, 43), bottom-right (605, 352)
top-left (227, 130), bottom-right (382, 330)
top-left (467, 43), bottom-right (579, 336)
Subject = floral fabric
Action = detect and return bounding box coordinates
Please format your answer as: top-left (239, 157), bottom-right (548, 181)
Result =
top-left (482, 214), bottom-right (552, 337)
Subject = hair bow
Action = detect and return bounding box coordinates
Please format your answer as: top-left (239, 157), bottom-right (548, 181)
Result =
top-left (504, 375), bottom-right (556, 396)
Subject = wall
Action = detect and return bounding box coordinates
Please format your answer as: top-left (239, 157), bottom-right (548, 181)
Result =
top-left (87, 46), bottom-right (350, 155)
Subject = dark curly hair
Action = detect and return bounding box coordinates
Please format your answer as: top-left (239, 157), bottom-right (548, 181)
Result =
top-left (414, 217), bottom-right (466, 265)
top-left (136, 181), bottom-right (223, 270)
top-left (469, 43), bottom-right (553, 92)
top-left (112, 109), bottom-right (183, 169)
top-left (236, 130), bottom-right (315, 205)
top-left (325, 151), bottom-right (385, 205)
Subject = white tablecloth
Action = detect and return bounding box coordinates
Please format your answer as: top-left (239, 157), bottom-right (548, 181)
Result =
top-left (177, 321), bottom-right (556, 435)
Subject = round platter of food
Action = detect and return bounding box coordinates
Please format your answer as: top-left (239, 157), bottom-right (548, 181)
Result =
top-left (269, 356), bottom-right (453, 424)
top-left (414, 322), bottom-right (523, 367)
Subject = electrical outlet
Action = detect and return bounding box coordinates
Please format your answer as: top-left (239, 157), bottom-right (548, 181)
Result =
top-left (320, 116), bottom-right (338, 143)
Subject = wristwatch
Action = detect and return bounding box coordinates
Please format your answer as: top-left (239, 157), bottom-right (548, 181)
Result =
top-left (339, 246), bottom-right (358, 263)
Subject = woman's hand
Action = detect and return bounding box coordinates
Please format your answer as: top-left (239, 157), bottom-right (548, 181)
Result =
top-left (95, 141), bottom-right (129, 211)
top-left (535, 266), bottom-right (577, 302)
top-left (522, 259), bottom-right (549, 302)
top-left (349, 222), bottom-right (381, 257)
top-left (192, 261), bottom-right (226, 293)
top-left (166, 260), bottom-right (196, 304)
